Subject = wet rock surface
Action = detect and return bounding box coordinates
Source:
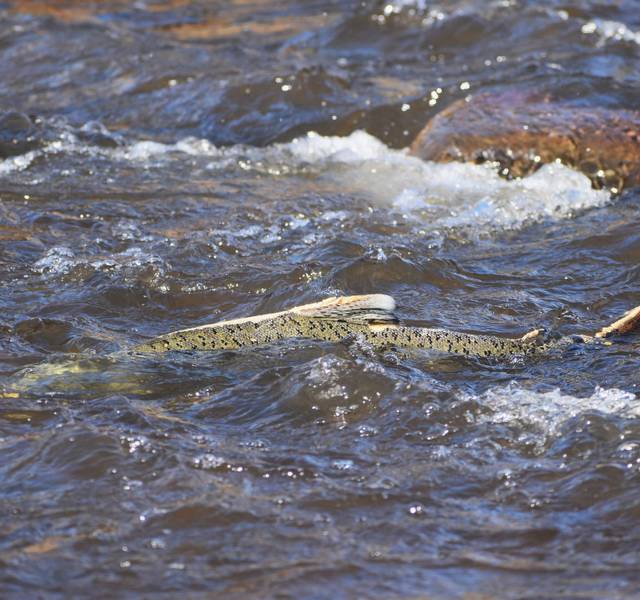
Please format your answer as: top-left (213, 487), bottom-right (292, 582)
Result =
top-left (0, 112), bottom-right (41, 159)
top-left (410, 92), bottom-right (640, 191)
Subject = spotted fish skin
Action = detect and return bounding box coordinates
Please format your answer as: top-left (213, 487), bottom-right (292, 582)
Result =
top-left (132, 294), bottom-right (582, 358)
top-left (134, 294), bottom-right (395, 353)
top-left (134, 315), bottom-right (368, 353)
top-left (364, 326), bottom-right (571, 357)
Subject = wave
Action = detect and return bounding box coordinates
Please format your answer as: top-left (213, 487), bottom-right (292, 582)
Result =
top-left (472, 383), bottom-right (639, 452)
top-left (0, 125), bottom-right (611, 234)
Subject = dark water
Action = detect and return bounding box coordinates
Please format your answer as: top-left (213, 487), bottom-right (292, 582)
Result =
top-left (1, 1), bottom-right (640, 597)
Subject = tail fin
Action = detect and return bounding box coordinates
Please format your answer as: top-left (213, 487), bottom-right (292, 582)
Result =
top-left (595, 305), bottom-right (640, 338)
top-left (3, 358), bottom-right (106, 396)
top-left (292, 294), bottom-right (398, 325)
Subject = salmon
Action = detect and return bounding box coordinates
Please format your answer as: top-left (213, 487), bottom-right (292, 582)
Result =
top-left (134, 294), bottom-right (640, 358)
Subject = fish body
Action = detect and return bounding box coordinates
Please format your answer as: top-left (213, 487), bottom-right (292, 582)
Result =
top-left (135, 316), bottom-right (561, 358)
top-left (133, 294), bottom-right (603, 358)
top-left (4, 294), bottom-right (637, 398)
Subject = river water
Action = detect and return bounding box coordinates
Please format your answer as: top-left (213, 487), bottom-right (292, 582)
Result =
top-left (1, 1), bottom-right (640, 597)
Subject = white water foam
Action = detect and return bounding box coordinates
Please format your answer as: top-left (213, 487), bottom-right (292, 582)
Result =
top-left (0, 150), bottom-right (39, 174)
top-left (119, 138), bottom-right (218, 161)
top-left (33, 245), bottom-right (166, 281)
top-left (582, 19), bottom-right (640, 46)
top-left (473, 383), bottom-right (639, 449)
top-left (33, 246), bottom-right (76, 275)
top-left (1, 128), bottom-right (610, 232)
top-left (275, 131), bottom-right (610, 230)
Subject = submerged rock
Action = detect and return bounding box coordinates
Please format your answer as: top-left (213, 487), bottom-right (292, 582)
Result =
top-left (410, 92), bottom-right (640, 191)
top-left (0, 111), bottom-right (40, 159)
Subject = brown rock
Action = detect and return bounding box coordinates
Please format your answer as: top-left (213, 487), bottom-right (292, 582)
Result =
top-left (410, 92), bottom-right (640, 191)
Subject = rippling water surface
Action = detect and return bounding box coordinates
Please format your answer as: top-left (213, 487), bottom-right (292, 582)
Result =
top-left (1, 1), bottom-right (640, 597)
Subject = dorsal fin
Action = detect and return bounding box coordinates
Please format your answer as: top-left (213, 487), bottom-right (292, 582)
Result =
top-left (292, 294), bottom-right (398, 325)
top-left (162, 294), bottom-right (398, 336)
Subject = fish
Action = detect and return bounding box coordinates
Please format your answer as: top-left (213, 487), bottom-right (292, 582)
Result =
top-left (133, 294), bottom-right (640, 358)
top-left (3, 294), bottom-right (638, 399)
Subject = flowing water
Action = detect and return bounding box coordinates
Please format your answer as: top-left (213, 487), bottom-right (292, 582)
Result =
top-left (1, 1), bottom-right (640, 597)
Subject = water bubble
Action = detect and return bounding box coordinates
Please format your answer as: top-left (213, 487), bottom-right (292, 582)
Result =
top-left (33, 246), bottom-right (75, 275)
top-left (331, 459), bottom-right (354, 471)
top-left (193, 454), bottom-right (225, 470)
top-left (408, 503), bottom-right (425, 516)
